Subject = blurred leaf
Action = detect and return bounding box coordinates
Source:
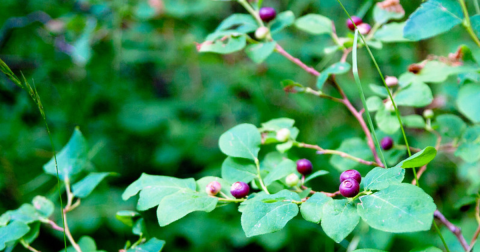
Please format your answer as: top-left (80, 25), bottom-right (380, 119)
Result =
top-left (369, 84), bottom-right (389, 98)
top-left (471, 15), bottom-right (480, 38)
top-left (221, 157), bottom-right (257, 184)
top-left (0, 221), bottom-right (30, 250)
top-left (455, 126), bottom-right (480, 163)
top-left (409, 246), bottom-right (442, 252)
top-left (317, 62), bottom-right (351, 89)
top-left (330, 138), bottom-right (373, 171)
top-left (1, 204), bottom-right (41, 224)
top-left (32, 196), bottom-right (54, 219)
top-left (270, 11), bottom-right (295, 34)
top-left (264, 159), bottom-right (296, 186)
top-left (374, 22), bottom-right (409, 42)
top-left (411, 61), bottom-right (478, 84)
top-left (373, 4), bottom-right (404, 24)
top-left (127, 238), bottom-right (165, 252)
top-left (394, 146), bottom-right (437, 169)
top-left (358, 184), bottom-right (436, 232)
top-left (353, 250), bottom-right (388, 252)
top-left (43, 128), bottom-right (88, 181)
top-left (200, 34), bottom-right (247, 54)
top-left (300, 193), bottom-right (331, 224)
top-left (132, 218), bottom-right (147, 236)
top-left (457, 83), bottom-right (480, 123)
top-left (304, 170), bottom-right (329, 183)
top-left (72, 172), bottom-right (112, 198)
top-left (362, 167), bottom-right (405, 191)
top-left (219, 124), bottom-right (261, 160)
top-left (64, 236), bottom-right (98, 252)
top-left (435, 114), bottom-right (467, 138)
top-left (21, 221), bottom-right (40, 245)
top-left (261, 118), bottom-right (295, 131)
top-left (376, 108), bottom-right (400, 134)
top-left (367, 96), bottom-right (383, 112)
top-left (404, 0), bottom-right (463, 41)
top-left (321, 199), bottom-right (359, 243)
top-left (156, 191), bottom-right (217, 226)
top-left (394, 82), bottom-right (433, 107)
top-left (215, 14), bottom-right (258, 34)
top-left (402, 115), bottom-right (426, 129)
top-left (294, 14), bottom-right (333, 35)
top-left (71, 18), bottom-right (96, 66)
top-left (135, 2), bottom-right (157, 20)
top-left (276, 140), bottom-right (293, 153)
top-left (116, 211), bottom-right (140, 227)
top-left (245, 42), bottom-right (276, 63)
top-left (281, 80), bottom-right (305, 93)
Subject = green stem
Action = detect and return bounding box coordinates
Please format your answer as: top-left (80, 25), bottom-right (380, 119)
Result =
top-left (459, 0), bottom-right (480, 48)
top-left (349, 191), bottom-right (372, 202)
top-left (218, 198), bottom-right (246, 203)
top-left (255, 158), bottom-right (270, 194)
top-left (238, 0), bottom-right (265, 27)
top-left (433, 222), bottom-right (451, 252)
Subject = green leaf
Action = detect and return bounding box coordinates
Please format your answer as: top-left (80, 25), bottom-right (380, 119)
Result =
top-left (330, 138), bottom-right (373, 171)
top-left (376, 108), bottom-right (400, 134)
top-left (276, 140), bottom-right (293, 153)
top-left (410, 246), bottom-right (443, 252)
top-left (116, 211), bottom-right (140, 227)
top-left (261, 118), bottom-right (295, 131)
top-left (221, 157), bottom-right (257, 184)
top-left (363, 167), bottom-right (405, 191)
top-left (374, 22), bottom-right (409, 42)
top-left (413, 61), bottom-right (477, 84)
top-left (402, 115), bottom-right (426, 129)
top-left (294, 14), bottom-right (333, 35)
top-left (157, 191), bottom-right (217, 226)
top-left (470, 14), bottom-right (480, 38)
top-left (122, 173), bottom-right (196, 211)
top-left (366, 96), bottom-right (384, 112)
top-left (317, 62), bottom-right (351, 89)
top-left (369, 84), bottom-right (389, 97)
top-left (241, 190), bottom-right (300, 237)
top-left (72, 172), bottom-right (112, 198)
top-left (373, 4), bottom-right (404, 24)
top-left (435, 114), bottom-right (467, 138)
top-left (300, 193), bottom-right (332, 224)
top-left (218, 124), bottom-right (261, 160)
top-left (245, 42), bottom-right (276, 63)
top-left (457, 84), bottom-right (480, 123)
top-left (215, 14), bottom-right (258, 34)
top-left (199, 34), bottom-right (247, 54)
top-left (403, 0), bottom-right (463, 41)
top-left (21, 221), bottom-right (40, 245)
top-left (196, 176), bottom-right (233, 198)
top-left (0, 221), bottom-right (30, 250)
top-left (127, 238), bottom-right (165, 252)
top-left (64, 236), bottom-right (97, 252)
top-left (394, 82), bottom-right (433, 107)
top-left (394, 146), bottom-right (437, 169)
top-left (32, 196), bottom-right (54, 219)
top-left (270, 11), bottom-right (295, 34)
top-left (132, 218), bottom-right (147, 236)
top-left (321, 199), bottom-right (359, 243)
top-left (455, 126), bottom-right (480, 163)
top-left (43, 128), bottom-right (88, 181)
top-left (304, 170), bottom-right (329, 183)
top-left (357, 184), bottom-right (436, 232)
top-left (2, 204), bottom-right (41, 224)
top-left (264, 159), bottom-right (296, 186)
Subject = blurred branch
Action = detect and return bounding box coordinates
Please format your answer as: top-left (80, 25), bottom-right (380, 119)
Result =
top-left (64, 178), bottom-right (82, 252)
top-left (434, 210), bottom-right (470, 251)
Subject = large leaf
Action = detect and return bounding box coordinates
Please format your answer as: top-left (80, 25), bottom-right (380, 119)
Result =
top-left (330, 138), bottom-right (373, 171)
top-left (435, 114), bottom-right (467, 139)
top-left (199, 34), bottom-right (247, 54)
top-left (455, 126), bottom-right (480, 163)
top-left (43, 128), bottom-right (88, 180)
top-left (72, 172), bottom-right (112, 198)
top-left (221, 157), bottom-right (257, 184)
top-left (363, 167), bottom-right (405, 191)
top-left (0, 221), bottom-right (30, 250)
top-left (270, 11), bottom-right (295, 34)
top-left (457, 83), bottom-right (480, 123)
top-left (218, 124), bottom-right (261, 160)
top-left (294, 14), bottom-right (333, 35)
top-left (394, 147), bottom-right (437, 169)
top-left (157, 191), bottom-right (217, 226)
top-left (300, 193), bottom-right (332, 224)
top-left (403, 0), bottom-right (463, 41)
top-left (321, 199), bottom-right (360, 243)
top-left (241, 190), bottom-right (300, 237)
top-left (316, 62), bottom-right (351, 89)
top-left (394, 82), bottom-right (433, 107)
top-left (357, 184), bottom-right (436, 232)
top-left (127, 238), bottom-right (165, 252)
top-left (122, 174), bottom-right (196, 211)
top-left (264, 159), bottom-right (296, 186)
top-left (245, 42), bottom-right (277, 63)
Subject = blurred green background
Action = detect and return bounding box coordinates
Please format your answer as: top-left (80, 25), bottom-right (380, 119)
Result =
top-left (0, 0), bottom-right (479, 251)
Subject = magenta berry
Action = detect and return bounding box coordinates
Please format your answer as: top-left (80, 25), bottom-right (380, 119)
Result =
top-left (340, 169), bottom-right (362, 183)
top-left (230, 182), bottom-right (250, 198)
top-left (205, 181), bottom-right (221, 196)
top-left (339, 179), bottom-right (360, 198)
top-left (347, 16), bottom-right (363, 31)
top-left (357, 23), bottom-right (372, 35)
top-left (380, 136), bottom-right (394, 151)
top-left (296, 159), bottom-right (313, 175)
top-left (259, 7), bottom-right (277, 22)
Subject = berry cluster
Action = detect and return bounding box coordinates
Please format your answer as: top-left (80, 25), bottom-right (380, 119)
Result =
top-left (346, 16), bottom-right (371, 35)
top-left (339, 170), bottom-right (361, 197)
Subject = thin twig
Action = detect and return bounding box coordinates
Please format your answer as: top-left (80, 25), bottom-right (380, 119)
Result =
top-left (275, 44), bottom-right (321, 76)
top-left (45, 219), bottom-right (64, 232)
top-left (63, 179), bottom-right (82, 252)
top-left (471, 199), bottom-right (480, 250)
top-left (434, 210), bottom-right (470, 251)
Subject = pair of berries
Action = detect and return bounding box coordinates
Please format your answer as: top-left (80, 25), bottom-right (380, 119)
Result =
top-left (346, 16), bottom-right (371, 35)
top-left (339, 170), bottom-right (361, 197)
top-left (255, 7), bottom-right (277, 40)
top-left (206, 181), bottom-right (250, 199)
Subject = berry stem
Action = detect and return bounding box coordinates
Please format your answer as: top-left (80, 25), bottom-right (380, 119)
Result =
top-left (238, 0), bottom-right (265, 27)
top-left (218, 198), bottom-right (246, 203)
top-left (255, 158), bottom-right (270, 194)
top-left (458, 0), bottom-right (480, 48)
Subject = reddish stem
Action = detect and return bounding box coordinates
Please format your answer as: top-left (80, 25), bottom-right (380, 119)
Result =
top-left (434, 210), bottom-right (470, 251)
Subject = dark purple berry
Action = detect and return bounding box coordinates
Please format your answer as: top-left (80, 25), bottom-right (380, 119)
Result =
top-left (340, 170), bottom-right (362, 183)
top-left (380, 137), bottom-right (394, 151)
top-left (347, 16), bottom-right (363, 31)
top-left (339, 179), bottom-right (360, 198)
top-left (296, 159), bottom-right (313, 175)
top-left (259, 7), bottom-right (277, 22)
top-left (230, 182), bottom-right (250, 198)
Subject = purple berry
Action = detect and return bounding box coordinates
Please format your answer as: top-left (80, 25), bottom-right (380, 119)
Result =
top-left (357, 23), bottom-right (372, 35)
top-left (296, 159), bottom-right (313, 175)
top-left (230, 182), bottom-right (250, 198)
top-left (340, 170), bottom-right (362, 183)
top-left (259, 7), bottom-right (277, 22)
top-left (380, 137), bottom-right (394, 151)
top-left (339, 179), bottom-right (360, 198)
top-left (205, 181), bottom-right (222, 196)
top-left (347, 16), bottom-right (363, 31)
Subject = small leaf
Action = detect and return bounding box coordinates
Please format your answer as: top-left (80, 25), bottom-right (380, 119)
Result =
top-left (300, 193), bottom-right (332, 223)
top-left (457, 84), bottom-right (480, 123)
top-left (264, 159), bottom-right (296, 186)
top-left (403, 0), bottom-right (463, 41)
top-left (72, 172), bottom-right (112, 198)
top-left (199, 34), bottom-right (247, 54)
top-left (221, 157), bottom-right (257, 184)
top-left (321, 199), bottom-right (359, 243)
top-left (215, 14), bottom-right (258, 34)
top-left (455, 126), bottom-right (480, 163)
top-left (219, 124), bottom-right (261, 160)
top-left (366, 96), bottom-right (384, 112)
top-left (157, 191), bottom-right (217, 226)
top-left (330, 138), bottom-right (373, 171)
top-left (375, 108), bottom-right (400, 134)
top-left (362, 167), bottom-right (405, 191)
top-left (132, 218), bottom-right (147, 236)
top-left (0, 221), bottom-right (30, 250)
top-left (374, 22), bottom-right (409, 42)
top-left (116, 211), bottom-right (140, 227)
top-left (435, 114), bottom-right (467, 138)
top-left (281, 80), bottom-right (305, 93)
top-left (32, 196), bottom-right (54, 219)
top-left (394, 82), bottom-right (433, 107)
top-left (270, 11), bottom-right (295, 34)
top-left (245, 42), bottom-right (277, 63)
top-left (196, 176), bottom-right (233, 198)
top-left (261, 118), bottom-right (295, 131)
top-left (21, 222), bottom-right (40, 245)
top-left (373, 4), bottom-right (404, 24)
top-left (402, 115), bottom-right (426, 129)
top-left (294, 14), bottom-right (333, 35)
top-left (2, 204), bottom-right (41, 224)
top-left (394, 146), bottom-right (437, 169)
top-left (64, 236), bottom-right (97, 252)
top-left (317, 62), bottom-right (351, 89)
top-left (357, 184), bottom-right (436, 233)
top-left (304, 170), bottom-right (329, 183)
top-left (276, 140), bottom-right (293, 153)
top-left (127, 238), bottom-right (165, 252)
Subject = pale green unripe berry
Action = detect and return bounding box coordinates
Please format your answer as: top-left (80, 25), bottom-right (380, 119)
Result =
top-left (205, 181), bottom-right (221, 196)
top-left (423, 109), bottom-right (434, 119)
top-left (385, 76), bottom-right (398, 87)
top-left (276, 128), bottom-right (291, 142)
top-left (384, 99), bottom-right (395, 112)
top-left (255, 27), bottom-right (270, 40)
top-left (285, 173), bottom-right (299, 187)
